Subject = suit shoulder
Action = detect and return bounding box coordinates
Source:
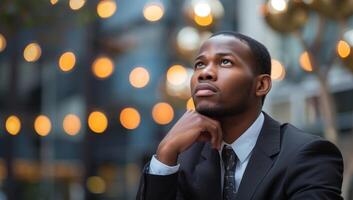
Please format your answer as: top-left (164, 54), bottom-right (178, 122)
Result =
top-left (279, 123), bottom-right (340, 154)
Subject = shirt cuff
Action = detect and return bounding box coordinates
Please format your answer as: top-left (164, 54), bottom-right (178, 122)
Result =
top-left (148, 155), bottom-right (180, 175)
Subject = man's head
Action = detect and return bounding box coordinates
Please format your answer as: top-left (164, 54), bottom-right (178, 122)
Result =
top-left (190, 31), bottom-right (272, 118)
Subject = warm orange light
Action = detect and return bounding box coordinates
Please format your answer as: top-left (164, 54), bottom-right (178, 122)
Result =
top-left (271, 59), bottom-right (286, 80)
top-left (194, 14), bottom-right (213, 27)
top-left (88, 111), bottom-right (108, 134)
top-left (337, 40), bottom-right (351, 58)
top-left (5, 115), bottom-right (21, 135)
top-left (0, 33), bottom-right (6, 52)
top-left (152, 102), bottom-right (174, 125)
top-left (299, 51), bottom-right (313, 72)
top-left (120, 107), bottom-right (141, 130)
top-left (143, 2), bottom-right (164, 22)
top-left (50, 0), bottom-right (59, 5)
top-left (34, 115), bottom-right (52, 136)
top-left (186, 98), bottom-right (195, 110)
top-left (129, 67), bottom-right (150, 88)
top-left (92, 57), bottom-right (114, 79)
top-left (23, 43), bottom-right (41, 62)
top-left (97, 0), bottom-right (117, 18)
top-left (63, 114), bottom-right (81, 136)
top-left (167, 65), bottom-right (188, 86)
top-left (69, 0), bottom-right (85, 10)
top-left (59, 52), bottom-right (76, 72)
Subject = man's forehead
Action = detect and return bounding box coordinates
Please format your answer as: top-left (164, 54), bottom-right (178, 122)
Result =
top-left (196, 35), bottom-right (252, 59)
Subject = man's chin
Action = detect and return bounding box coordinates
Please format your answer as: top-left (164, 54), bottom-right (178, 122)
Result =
top-left (195, 106), bottom-right (224, 118)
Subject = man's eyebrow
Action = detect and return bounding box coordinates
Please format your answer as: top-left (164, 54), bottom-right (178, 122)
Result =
top-left (194, 52), bottom-right (237, 61)
top-left (194, 54), bottom-right (205, 61)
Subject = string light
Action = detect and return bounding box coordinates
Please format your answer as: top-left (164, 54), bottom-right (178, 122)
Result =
top-left (88, 111), bottom-right (108, 134)
top-left (143, 2), bottom-right (164, 22)
top-left (5, 115), bottom-right (21, 136)
top-left (299, 51), bottom-right (313, 72)
top-left (167, 65), bottom-right (188, 86)
top-left (34, 115), bottom-right (52, 136)
top-left (97, 0), bottom-right (117, 18)
top-left (152, 102), bottom-right (174, 125)
top-left (271, 59), bottom-right (286, 80)
top-left (337, 40), bottom-right (351, 58)
top-left (92, 56), bottom-right (114, 79)
top-left (59, 52), bottom-right (76, 72)
top-left (0, 33), bottom-right (6, 52)
top-left (23, 43), bottom-right (41, 62)
top-left (69, 0), bottom-right (85, 10)
top-left (120, 107), bottom-right (141, 130)
top-left (186, 98), bottom-right (195, 110)
top-left (63, 114), bottom-right (81, 136)
top-left (129, 67), bottom-right (150, 88)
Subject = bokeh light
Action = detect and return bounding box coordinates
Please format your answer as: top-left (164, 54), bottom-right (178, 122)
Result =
top-left (92, 56), bottom-right (114, 79)
top-left (299, 51), bottom-right (313, 72)
top-left (267, 0), bottom-right (287, 14)
top-left (120, 107), bottom-right (141, 130)
top-left (50, 0), bottom-right (59, 5)
top-left (69, 0), bottom-right (85, 10)
top-left (186, 98), bottom-right (195, 110)
top-left (129, 67), bottom-right (150, 88)
top-left (194, 2), bottom-right (211, 17)
top-left (23, 43), bottom-right (41, 62)
top-left (5, 115), bottom-right (21, 136)
top-left (34, 115), bottom-right (52, 137)
top-left (0, 33), bottom-right (6, 52)
top-left (143, 2), bottom-right (164, 22)
top-left (271, 59), bottom-right (286, 80)
top-left (166, 67), bottom-right (193, 99)
top-left (167, 65), bottom-right (188, 86)
top-left (337, 40), bottom-right (351, 58)
top-left (152, 102), bottom-right (174, 125)
top-left (88, 111), bottom-right (108, 134)
top-left (59, 51), bottom-right (76, 72)
top-left (194, 14), bottom-right (213, 27)
top-left (63, 114), bottom-right (81, 136)
top-left (177, 27), bottom-right (200, 52)
top-left (97, 0), bottom-right (117, 19)
top-left (86, 176), bottom-right (106, 194)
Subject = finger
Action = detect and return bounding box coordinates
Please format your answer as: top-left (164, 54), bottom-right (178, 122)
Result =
top-left (199, 115), bottom-right (222, 150)
top-left (197, 131), bottom-right (211, 142)
top-left (204, 124), bottom-right (219, 149)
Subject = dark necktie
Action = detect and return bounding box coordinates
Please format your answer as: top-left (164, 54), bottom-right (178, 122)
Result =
top-left (222, 145), bottom-right (237, 200)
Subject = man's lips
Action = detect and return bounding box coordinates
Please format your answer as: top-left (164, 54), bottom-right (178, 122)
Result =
top-left (193, 83), bottom-right (218, 97)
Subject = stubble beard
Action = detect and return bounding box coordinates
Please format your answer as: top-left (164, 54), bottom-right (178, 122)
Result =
top-left (195, 98), bottom-right (249, 119)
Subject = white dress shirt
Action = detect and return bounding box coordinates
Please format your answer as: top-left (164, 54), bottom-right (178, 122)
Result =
top-left (149, 113), bottom-right (264, 192)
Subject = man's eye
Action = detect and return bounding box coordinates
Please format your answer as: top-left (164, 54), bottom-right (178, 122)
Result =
top-left (221, 59), bottom-right (232, 65)
top-left (194, 62), bottom-right (204, 69)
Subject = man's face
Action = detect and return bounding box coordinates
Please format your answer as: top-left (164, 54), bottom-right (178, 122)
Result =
top-left (190, 34), bottom-right (258, 118)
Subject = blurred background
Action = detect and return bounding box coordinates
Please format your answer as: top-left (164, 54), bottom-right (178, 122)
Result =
top-left (0, 0), bottom-right (353, 199)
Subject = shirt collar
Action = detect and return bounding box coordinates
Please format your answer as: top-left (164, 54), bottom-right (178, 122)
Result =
top-left (219, 112), bottom-right (264, 164)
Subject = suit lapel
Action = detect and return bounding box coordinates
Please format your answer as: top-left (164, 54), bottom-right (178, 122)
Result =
top-left (235, 112), bottom-right (281, 200)
top-left (193, 143), bottom-right (222, 200)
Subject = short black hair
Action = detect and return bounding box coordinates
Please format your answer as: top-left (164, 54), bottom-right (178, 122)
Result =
top-left (211, 31), bottom-right (271, 76)
top-left (210, 31), bottom-right (272, 104)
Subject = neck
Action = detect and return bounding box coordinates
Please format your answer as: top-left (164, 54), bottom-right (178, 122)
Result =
top-left (218, 109), bottom-right (261, 144)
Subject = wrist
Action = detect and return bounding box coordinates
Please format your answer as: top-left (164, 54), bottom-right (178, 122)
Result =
top-left (156, 141), bottom-right (179, 166)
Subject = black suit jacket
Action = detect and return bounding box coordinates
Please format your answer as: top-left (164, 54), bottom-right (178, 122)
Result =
top-left (136, 113), bottom-right (344, 200)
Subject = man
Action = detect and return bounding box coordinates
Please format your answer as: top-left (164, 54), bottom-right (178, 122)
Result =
top-left (136, 31), bottom-right (344, 200)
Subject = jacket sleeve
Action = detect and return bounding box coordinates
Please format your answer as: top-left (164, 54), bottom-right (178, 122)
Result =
top-left (136, 163), bottom-right (185, 200)
top-left (285, 139), bottom-right (344, 200)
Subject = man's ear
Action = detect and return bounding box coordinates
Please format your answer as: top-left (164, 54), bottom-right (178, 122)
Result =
top-left (255, 74), bottom-right (272, 98)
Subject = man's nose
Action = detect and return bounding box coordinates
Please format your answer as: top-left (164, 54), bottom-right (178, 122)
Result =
top-left (198, 64), bottom-right (217, 81)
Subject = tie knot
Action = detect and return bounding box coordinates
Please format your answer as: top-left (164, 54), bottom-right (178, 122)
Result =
top-left (222, 145), bottom-right (237, 171)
